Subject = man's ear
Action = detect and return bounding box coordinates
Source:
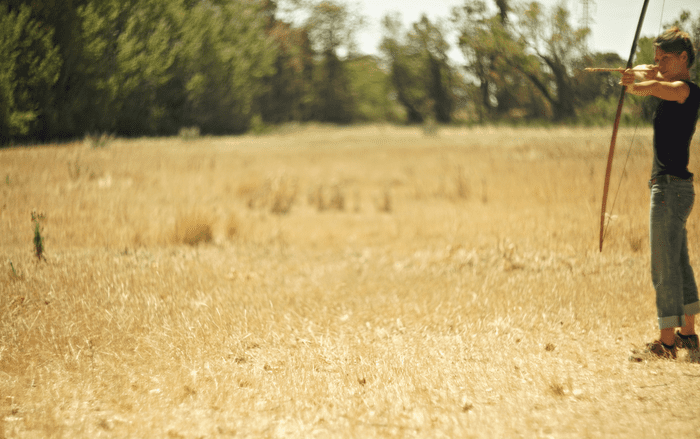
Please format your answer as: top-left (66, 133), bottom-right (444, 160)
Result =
top-left (680, 51), bottom-right (689, 66)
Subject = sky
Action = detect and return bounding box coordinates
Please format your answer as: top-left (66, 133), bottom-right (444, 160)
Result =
top-left (352, 0), bottom-right (696, 62)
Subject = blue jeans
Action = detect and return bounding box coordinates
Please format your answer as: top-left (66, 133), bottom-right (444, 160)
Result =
top-left (649, 177), bottom-right (700, 329)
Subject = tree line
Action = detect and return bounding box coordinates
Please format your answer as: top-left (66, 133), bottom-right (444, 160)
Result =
top-left (1, 0), bottom-right (699, 144)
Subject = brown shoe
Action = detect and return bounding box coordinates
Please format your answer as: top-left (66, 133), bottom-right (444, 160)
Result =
top-left (690, 349), bottom-right (700, 364)
top-left (675, 331), bottom-right (699, 350)
top-left (629, 340), bottom-right (677, 361)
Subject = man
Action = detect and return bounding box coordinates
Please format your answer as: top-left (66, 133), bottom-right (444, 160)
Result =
top-left (622, 27), bottom-right (700, 360)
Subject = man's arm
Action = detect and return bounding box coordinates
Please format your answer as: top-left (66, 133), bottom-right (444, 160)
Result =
top-left (621, 69), bottom-right (690, 103)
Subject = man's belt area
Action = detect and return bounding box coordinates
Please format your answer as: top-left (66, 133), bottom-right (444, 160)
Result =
top-left (649, 174), bottom-right (694, 185)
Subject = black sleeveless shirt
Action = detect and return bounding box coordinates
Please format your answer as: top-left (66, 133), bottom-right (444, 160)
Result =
top-left (651, 80), bottom-right (700, 180)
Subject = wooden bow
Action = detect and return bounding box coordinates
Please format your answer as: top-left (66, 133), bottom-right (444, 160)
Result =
top-left (599, 0), bottom-right (651, 252)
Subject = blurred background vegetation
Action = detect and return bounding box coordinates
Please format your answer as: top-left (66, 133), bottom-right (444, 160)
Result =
top-left (1, 0), bottom-right (699, 144)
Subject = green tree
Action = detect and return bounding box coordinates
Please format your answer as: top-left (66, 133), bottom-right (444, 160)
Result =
top-left (1, 0), bottom-right (90, 140)
top-left (517, 1), bottom-right (589, 121)
top-left (71, 0), bottom-right (276, 136)
top-left (75, 0), bottom-right (182, 135)
top-left (173, 0), bottom-right (277, 133)
top-left (259, 4), bottom-right (315, 124)
top-left (0, 4), bottom-right (62, 143)
top-left (381, 14), bottom-right (426, 123)
top-left (306, 0), bottom-right (364, 123)
top-left (111, 0), bottom-right (180, 135)
top-left (412, 16), bottom-right (455, 123)
top-left (455, 0), bottom-right (594, 122)
top-left (453, 0), bottom-right (524, 120)
top-left (345, 55), bottom-right (398, 122)
top-left (381, 14), bottom-right (455, 123)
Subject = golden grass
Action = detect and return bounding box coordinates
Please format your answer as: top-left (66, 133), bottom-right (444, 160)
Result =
top-left (2, 124), bottom-right (700, 438)
top-left (172, 210), bottom-right (215, 246)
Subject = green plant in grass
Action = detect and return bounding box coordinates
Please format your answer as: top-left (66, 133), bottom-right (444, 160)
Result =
top-left (9, 261), bottom-right (23, 281)
top-left (31, 210), bottom-right (46, 260)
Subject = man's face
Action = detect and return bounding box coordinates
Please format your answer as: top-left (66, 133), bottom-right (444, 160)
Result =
top-left (654, 46), bottom-right (687, 80)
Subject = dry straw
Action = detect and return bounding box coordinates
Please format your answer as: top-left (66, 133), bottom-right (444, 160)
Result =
top-left (172, 210), bottom-right (214, 246)
top-left (2, 125), bottom-right (700, 437)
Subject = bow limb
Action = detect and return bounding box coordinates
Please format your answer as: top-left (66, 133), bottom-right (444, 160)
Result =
top-left (599, 0), bottom-right (651, 252)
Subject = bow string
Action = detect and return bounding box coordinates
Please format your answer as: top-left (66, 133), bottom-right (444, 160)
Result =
top-left (599, 0), bottom-right (652, 252)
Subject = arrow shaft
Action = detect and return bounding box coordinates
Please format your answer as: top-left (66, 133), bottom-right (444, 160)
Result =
top-left (585, 67), bottom-right (654, 73)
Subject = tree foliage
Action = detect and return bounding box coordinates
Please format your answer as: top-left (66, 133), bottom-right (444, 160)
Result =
top-left (0, 3), bottom-right (62, 142)
top-left (1, 0), bottom-right (278, 142)
top-left (1, 0), bottom-right (698, 144)
top-left (453, 0), bottom-right (597, 122)
top-left (259, 15), bottom-right (315, 123)
top-left (305, 0), bottom-right (365, 123)
top-left (518, 2), bottom-right (590, 120)
top-left (174, 0), bottom-right (277, 133)
top-left (381, 14), bottom-right (455, 124)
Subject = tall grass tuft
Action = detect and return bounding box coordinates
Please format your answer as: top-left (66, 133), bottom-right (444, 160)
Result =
top-left (67, 159), bottom-right (81, 181)
top-left (308, 185), bottom-right (327, 211)
top-left (454, 165), bottom-right (470, 200)
top-left (172, 210), bottom-right (214, 246)
top-left (84, 132), bottom-right (114, 148)
top-left (377, 187), bottom-right (392, 213)
top-left (225, 212), bottom-right (241, 239)
top-left (308, 183), bottom-right (346, 212)
top-left (243, 175), bottom-right (298, 215)
top-left (328, 184), bottom-right (346, 211)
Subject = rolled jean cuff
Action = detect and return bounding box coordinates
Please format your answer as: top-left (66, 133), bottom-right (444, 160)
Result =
top-left (658, 315), bottom-right (683, 330)
top-left (685, 301), bottom-right (700, 316)
top-left (658, 303), bottom-right (700, 329)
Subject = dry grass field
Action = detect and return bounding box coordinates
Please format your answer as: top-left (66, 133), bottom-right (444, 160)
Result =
top-left (2, 124), bottom-right (700, 438)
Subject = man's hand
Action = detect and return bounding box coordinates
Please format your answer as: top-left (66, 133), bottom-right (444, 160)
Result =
top-left (640, 64), bottom-right (660, 80)
top-left (620, 69), bottom-right (637, 88)
top-left (621, 65), bottom-right (659, 85)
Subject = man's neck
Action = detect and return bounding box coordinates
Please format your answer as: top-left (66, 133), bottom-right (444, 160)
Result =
top-left (666, 71), bottom-right (691, 82)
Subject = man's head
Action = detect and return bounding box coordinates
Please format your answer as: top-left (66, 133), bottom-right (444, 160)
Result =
top-left (654, 26), bottom-right (695, 68)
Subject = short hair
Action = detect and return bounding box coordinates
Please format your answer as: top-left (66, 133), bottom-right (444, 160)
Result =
top-left (654, 26), bottom-right (696, 68)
